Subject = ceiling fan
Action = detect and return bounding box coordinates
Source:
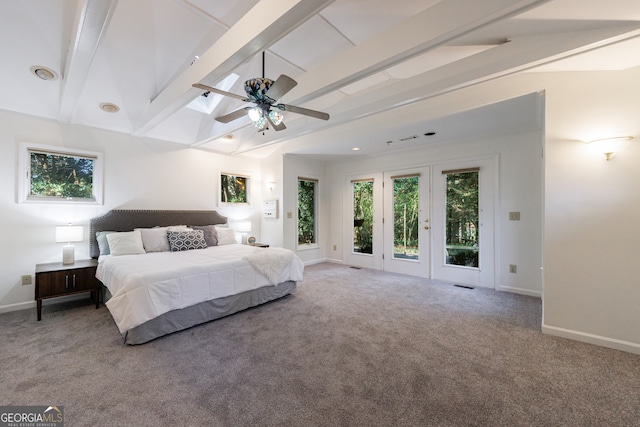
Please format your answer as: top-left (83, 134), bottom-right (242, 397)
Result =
top-left (193, 70), bottom-right (329, 132)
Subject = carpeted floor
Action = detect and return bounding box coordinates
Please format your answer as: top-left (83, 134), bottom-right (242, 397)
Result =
top-left (1, 263), bottom-right (638, 426)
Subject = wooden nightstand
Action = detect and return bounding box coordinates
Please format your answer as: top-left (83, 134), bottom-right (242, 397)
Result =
top-left (35, 259), bottom-right (100, 321)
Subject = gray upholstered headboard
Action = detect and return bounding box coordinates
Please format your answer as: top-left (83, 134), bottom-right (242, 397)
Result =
top-left (89, 209), bottom-right (228, 258)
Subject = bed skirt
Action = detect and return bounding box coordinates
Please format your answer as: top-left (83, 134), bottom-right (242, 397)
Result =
top-left (102, 281), bottom-right (296, 345)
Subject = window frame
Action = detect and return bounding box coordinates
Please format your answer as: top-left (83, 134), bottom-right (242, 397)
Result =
top-left (219, 171), bottom-right (251, 206)
top-left (297, 176), bottom-right (318, 249)
top-left (18, 142), bottom-right (104, 205)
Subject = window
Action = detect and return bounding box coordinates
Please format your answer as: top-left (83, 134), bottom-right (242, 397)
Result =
top-left (19, 143), bottom-right (103, 204)
top-left (220, 173), bottom-right (250, 204)
top-left (298, 177), bottom-right (317, 245)
top-left (444, 168), bottom-right (479, 267)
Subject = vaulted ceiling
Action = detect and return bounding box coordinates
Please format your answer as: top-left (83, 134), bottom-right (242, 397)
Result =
top-left (2, 0), bottom-right (640, 159)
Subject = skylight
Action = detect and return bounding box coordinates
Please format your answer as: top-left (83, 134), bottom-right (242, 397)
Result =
top-left (186, 73), bottom-right (240, 115)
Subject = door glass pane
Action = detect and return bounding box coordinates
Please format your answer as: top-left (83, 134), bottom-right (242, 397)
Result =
top-left (393, 176), bottom-right (419, 260)
top-left (353, 181), bottom-right (373, 254)
top-left (445, 171), bottom-right (479, 267)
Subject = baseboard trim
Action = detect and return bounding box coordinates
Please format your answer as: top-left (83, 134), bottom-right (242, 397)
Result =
top-left (497, 285), bottom-right (541, 298)
top-left (0, 294), bottom-right (91, 315)
top-left (303, 258), bottom-right (327, 266)
top-left (0, 301), bottom-right (35, 314)
top-left (542, 324), bottom-right (640, 355)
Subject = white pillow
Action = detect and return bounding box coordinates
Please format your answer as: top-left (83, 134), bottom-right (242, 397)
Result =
top-left (136, 227), bottom-right (170, 252)
top-left (216, 227), bottom-right (237, 245)
top-left (106, 230), bottom-right (146, 256)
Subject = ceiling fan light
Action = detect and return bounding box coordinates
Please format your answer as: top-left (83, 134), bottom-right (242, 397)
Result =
top-left (248, 107), bottom-right (262, 122)
top-left (253, 117), bottom-right (267, 130)
top-left (268, 110), bottom-right (284, 125)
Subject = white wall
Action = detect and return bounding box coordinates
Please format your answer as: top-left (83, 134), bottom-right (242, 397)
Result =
top-left (282, 154), bottom-right (327, 263)
top-left (260, 149), bottom-right (284, 248)
top-left (0, 111), bottom-right (261, 312)
top-left (541, 69), bottom-right (640, 353)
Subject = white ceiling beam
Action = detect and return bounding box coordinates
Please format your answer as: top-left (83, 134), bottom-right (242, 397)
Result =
top-left (58, 0), bottom-right (118, 123)
top-left (234, 23), bottom-right (640, 154)
top-left (133, 0), bottom-right (335, 137)
top-left (281, 0), bottom-right (550, 106)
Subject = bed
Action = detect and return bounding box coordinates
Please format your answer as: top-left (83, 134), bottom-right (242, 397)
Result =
top-left (90, 209), bottom-right (303, 344)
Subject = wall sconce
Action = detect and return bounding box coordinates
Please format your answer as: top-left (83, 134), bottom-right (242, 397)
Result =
top-left (265, 181), bottom-right (276, 192)
top-left (587, 136), bottom-right (634, 160)
top-left (55, 224), bottom-right (84, 264)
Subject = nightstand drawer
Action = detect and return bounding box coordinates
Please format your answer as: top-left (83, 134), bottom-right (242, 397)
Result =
top-left (36, 268), bottom-right (96, 298)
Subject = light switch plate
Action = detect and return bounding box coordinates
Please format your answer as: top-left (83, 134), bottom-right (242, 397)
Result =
top-left (509, 211), bottom-right (520, 220)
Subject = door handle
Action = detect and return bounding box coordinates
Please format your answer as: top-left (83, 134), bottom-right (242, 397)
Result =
top-left (424, 226), bottom-right (430, 230)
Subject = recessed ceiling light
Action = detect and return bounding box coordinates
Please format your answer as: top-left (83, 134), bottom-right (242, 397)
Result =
top-left (351, 147), bottom-right (361, 151)
top-left (222, 134), bottom-right (234, 141)
top-left (30, 65), bottom-right (58, 81)
top-left (99, 102), bottom-right (120, 113)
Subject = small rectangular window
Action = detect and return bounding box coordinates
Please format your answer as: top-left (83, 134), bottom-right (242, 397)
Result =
top-left (298, 177), bottom-right (317, 245)
top-left (220, 173), bottom-right (250, 204)
top-left (19, 143), bottom-right (103, 204)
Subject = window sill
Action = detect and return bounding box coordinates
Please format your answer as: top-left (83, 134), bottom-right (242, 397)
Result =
top-left (297, 243), bottom-right (319, 252)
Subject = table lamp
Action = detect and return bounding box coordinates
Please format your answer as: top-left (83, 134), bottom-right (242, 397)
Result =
top-left (55, 225), bottom-right (84, 264)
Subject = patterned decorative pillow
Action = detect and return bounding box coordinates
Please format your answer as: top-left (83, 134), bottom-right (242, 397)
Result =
top-left (167, 230), bottom-right (208, 252)
top-left (190, 225), bottom-right (217, 246)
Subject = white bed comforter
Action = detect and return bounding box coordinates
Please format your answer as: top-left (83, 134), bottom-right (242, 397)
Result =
top-left (96, 244), bottom-right (304, 333)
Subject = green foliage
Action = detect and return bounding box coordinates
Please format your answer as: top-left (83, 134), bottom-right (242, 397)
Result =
top-left (446, 171), bottom-right (479, 267)
top-left (298, 180), bottom-right (316, 244)
top-left (353, 181), bottom-right (373, 253)
top-left (393, 177), bottom-right (419, 255)
top-left (30, 152), bottom-right (94, 199)
top-left (221, 174), bottom-right (247, 203)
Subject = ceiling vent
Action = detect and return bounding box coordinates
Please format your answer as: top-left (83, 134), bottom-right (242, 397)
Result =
top-left (399, 135), bottom-right (418, 142)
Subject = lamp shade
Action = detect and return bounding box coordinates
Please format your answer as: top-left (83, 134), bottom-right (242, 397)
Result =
top-left (55, 225), bottom-right (84, 243)
top-left (237, 221), bottom-right (252, 233)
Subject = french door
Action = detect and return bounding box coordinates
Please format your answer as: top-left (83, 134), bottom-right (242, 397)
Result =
top-left (345, 173), bottom-right (383, 270)
top-left (345, 160), bottom-right (494, 288)
top-left (382, 167), bottom-right (430, 277)
top-left (345, 167), bottom-right (430, 277)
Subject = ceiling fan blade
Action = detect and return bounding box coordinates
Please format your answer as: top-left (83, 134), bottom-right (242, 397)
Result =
top-left (281, 104), bottom-right (330, 121)
top-left (266, 113), bottom-right (287, 131)
top-left (216, 108), bottom-right (249, 123)
top-left (192, 83), bottom-right (249, 102)
top-left (264, 75), bottom-right (297, 101)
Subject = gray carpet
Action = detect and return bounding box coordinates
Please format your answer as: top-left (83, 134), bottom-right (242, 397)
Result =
top-left (1, 263), bottom-right (638, 426)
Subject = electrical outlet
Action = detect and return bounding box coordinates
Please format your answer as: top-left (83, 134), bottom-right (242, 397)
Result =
top-left (287, 212), bottom-right (292, 219)
top-left (509, 264), bottom-right (517, 274)
top-left (509, 211), bottom-right (520, 220)
top-left (21, 274), bottom-right (32, 285)
top-left (333, 245), bottom-right (337, 251)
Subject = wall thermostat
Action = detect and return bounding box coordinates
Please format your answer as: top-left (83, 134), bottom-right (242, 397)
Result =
top-left (263, 199), bottom-right (278, 218)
